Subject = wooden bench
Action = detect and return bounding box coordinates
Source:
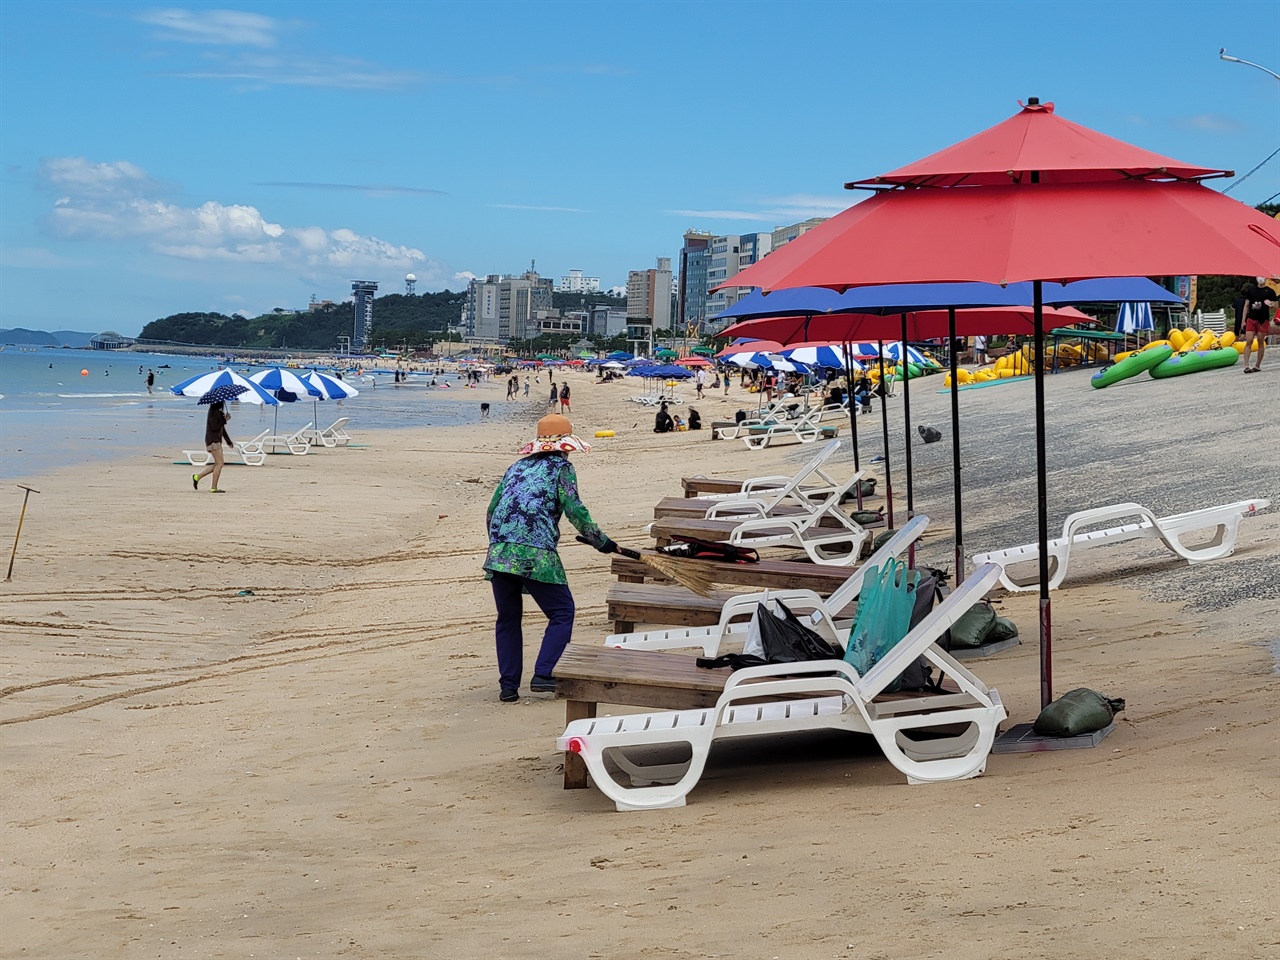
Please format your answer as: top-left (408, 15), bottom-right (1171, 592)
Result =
top-left (649, 514), bottom-right (883, 548)
top-left (609, 553), bottom-right (856, 591)
top-left (607, 578), bottom-right (860, 634)
top-left (681, 475), bottom-right (878, 500)
top-left (653, 496), bottom-right (822, 520)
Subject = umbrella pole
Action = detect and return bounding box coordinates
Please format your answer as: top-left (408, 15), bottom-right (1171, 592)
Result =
top-left (842, 341), bottom-right (862, 508)
top-left (900, 314), bottom-right (915, 568)
top-left (948, 308), bottom-right (963, 580)
top-left (1034, 280), bottom-right (1053, 709)
top-left (876, 341), bottom-right (893, 529)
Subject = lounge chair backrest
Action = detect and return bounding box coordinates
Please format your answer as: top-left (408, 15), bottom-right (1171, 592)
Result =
top-left (853, 562), bottom-right (1002, 701)
top-left (824, 514), bottom-right (929, 613)
top-left (752, 439), bottom-right (839, 505)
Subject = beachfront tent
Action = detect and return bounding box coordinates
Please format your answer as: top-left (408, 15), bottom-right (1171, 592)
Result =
top-left (170, 369), bottom-right (279, 406)
top-left (723, 99), bottom-right (1278, 708)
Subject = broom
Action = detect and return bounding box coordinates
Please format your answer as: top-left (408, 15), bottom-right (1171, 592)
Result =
top-left (577, 536), bottom-right (718, 597)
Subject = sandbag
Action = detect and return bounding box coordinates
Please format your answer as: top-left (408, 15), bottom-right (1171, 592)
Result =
top-left (986, 616), bottom-right (1019, 642)
top-left (871, 529), bottom-right (897, 552)
top-left (946, 602), bottom-right (997, 648)
top-left (850, 510), bottom-right (883, 527)
top-left (917, 425), bottom-right (943, 443)
top-left (1033, 688), bottom-right (1126, 737)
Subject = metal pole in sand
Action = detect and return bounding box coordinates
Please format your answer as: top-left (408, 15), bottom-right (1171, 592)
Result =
top-left (5, 485), bottom-right (41, 582)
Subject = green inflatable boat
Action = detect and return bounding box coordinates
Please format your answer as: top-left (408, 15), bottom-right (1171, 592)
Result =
top-left (1149, 347), bottom-right (1240, 379)
top-left (1090, 344), bottom-right (1174, 388)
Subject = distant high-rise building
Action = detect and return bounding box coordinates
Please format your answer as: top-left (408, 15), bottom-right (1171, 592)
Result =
top-left (677, 230), bottom-right (713, 334)
top-left (770, 217), bottom-right (827, 252)
top-left (626, 256), bottom-right (673, 332)
top-left (463, 269), bottom-right (554, 342)
top-left (351, 280), bottom-right (378, 351)
top-left (557, 269), bottom-right (601, 294)
top-left (705, 232), bottom-right (772, 323)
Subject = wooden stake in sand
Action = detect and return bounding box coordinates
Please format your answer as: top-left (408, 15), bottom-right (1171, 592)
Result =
top-left (5, 485), bottom-right (40, 582)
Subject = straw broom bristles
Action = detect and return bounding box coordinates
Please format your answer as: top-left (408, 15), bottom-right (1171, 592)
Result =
top-left (640, 553), bottom-right (719, 597)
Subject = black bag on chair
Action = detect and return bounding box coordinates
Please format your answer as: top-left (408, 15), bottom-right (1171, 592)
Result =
top-left (755, 600), bottom-right (845, 663)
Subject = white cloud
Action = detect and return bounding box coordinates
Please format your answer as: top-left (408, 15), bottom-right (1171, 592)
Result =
top-left (170, 53), bottom-right (423, 91)
top-left (452, 270), bottom-right (478, 284)
top-left (1172, 114), bottom-right (1246, 134)
top-left (39, 157), bottom-right (440, 277)
top-left (666, 193), bottom-right (853, 226)
top-left (490, 203), bottom-right (589, 213)
top-left (136, 8), bottom-right (280, 48)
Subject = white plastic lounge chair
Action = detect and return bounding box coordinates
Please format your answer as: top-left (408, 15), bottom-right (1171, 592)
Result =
top-left (725, 480), bottom-right (873, 565)
top-left (261, 423), bottom-right (314, 455)
top-left (740, 405), bottom-right (834, 449)
top-left (606, 515), bottom-right (930, 656)
top-left (558, 562), bottom-right (1007, 810)
top-left (702, 464), bottom-right (864, 523)
top-left (184, 430), bottom-right (269, 467)
top-left (689, 440), bottom-right (845, 506)
top-left (306, 417), bottom-right (351, 448)
top-left (971, 499), bottom-right (1271, 592)
top-left (712, 399), bottom-right (793, 439)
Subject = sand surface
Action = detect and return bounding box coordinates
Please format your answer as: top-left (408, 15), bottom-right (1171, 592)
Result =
top-left (3, 364), bottom-right (1277, 959)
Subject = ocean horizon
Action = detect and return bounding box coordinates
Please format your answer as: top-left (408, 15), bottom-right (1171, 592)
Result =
top-left (0, 346), bottom-right (507, 481)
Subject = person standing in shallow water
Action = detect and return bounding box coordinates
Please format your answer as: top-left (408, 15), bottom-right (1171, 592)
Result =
top-left (483, 414), bottom-right (617, 702)
top-left (193, 401), bottom-right (233, 493)
top-left (146, 369), bottom-right (155, 394)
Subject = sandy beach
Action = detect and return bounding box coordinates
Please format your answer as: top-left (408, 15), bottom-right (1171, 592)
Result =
top-left (3, 364), bottom-right (1278, 959)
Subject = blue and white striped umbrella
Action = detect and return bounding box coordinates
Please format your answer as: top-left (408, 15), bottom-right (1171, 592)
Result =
top-left (250, 367), bottom-right (323, 401)
top-left (725, 351), bottom-right (812, 373)
top-left (170, 369), bottom-right (279, 405)
top-left (879, 342), bottom-right (930, 366)
top-left (1115, 302), bottom-right (1155, 334)
top-left (305, 371), bottom-right (360, 400)
top-left (779, 345), bottom-right (866, 372)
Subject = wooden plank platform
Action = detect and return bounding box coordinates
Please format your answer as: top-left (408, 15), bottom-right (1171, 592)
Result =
top-left (653, 496), bottom-right (820, 520)
top-left (649, 513), bottom-right (883, 547)
top-left (606, 578), bottom-right (859, 634)
top-left (609, 552), bottom-right (855, 592)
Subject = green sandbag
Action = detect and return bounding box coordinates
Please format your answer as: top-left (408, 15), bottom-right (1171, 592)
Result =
top-left (947, 602), bottom-right (996, 648)
top-left (857, 478), bottom-right (877, 496)
top-left (871, 529), bottom-right (897, 551)
top-left (850, 510), bottom-right (884, 526)
top-left (1033, 688), bottom-right (1126, 737)
top-left (985, 616), bottom-right (1019, 642)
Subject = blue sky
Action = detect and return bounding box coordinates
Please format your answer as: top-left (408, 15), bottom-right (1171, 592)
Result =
top-left (1, 0), bottom-right (1277, 336)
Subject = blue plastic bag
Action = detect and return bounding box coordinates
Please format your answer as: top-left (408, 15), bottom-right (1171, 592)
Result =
top-left (844, 559), bottom-right (919, 679)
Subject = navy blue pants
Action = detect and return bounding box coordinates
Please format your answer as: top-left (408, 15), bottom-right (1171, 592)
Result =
top-left (490, 572), bottom-right (576, 691)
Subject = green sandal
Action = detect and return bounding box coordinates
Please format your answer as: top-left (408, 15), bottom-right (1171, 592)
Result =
top-left (192, 474), bottom-right (199, 490)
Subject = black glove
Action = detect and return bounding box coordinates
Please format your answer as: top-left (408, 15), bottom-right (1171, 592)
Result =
top-left (598, 537), bottom-right (619, 554)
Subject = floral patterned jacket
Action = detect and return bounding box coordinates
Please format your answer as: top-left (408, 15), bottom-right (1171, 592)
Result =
top-left (483, 453), bottom-right (608, 584)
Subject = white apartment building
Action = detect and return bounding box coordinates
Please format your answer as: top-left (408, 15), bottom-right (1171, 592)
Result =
top-left (704, 232), bottom-right (772, 324)
top-left (626, 256), bottom-right (673, 331)
top-left (556, 269), bottom-right (601, 294)
top-left (771, 217), bottom-right (827, 251)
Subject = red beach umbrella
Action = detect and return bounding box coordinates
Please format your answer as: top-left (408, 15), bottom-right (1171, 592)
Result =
top-left (723, 99), bottom-right (1280, 710)
top-left (715, 339), bottom-right (783, 357)
top-left (721, 304), bottom-right (1096, 343)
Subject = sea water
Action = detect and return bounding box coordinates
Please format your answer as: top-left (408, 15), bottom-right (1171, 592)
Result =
top-left (0, 347), bottom-right (486, 481)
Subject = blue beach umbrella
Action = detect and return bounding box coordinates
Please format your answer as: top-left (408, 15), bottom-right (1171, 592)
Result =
top-left (779, 344), bottom-right (866, 372)
top-left (1115, 302), bottom-right (1155, 335)
top-left (250, 367), bottom-right (323, 433)
top-left (171, 369), bottom-right (279, 405)
top-left (880, 342), bottom-right (932, 366)
top-left (198, 384), bottom-right (248, 405)
top-left (303, 370), bottom-right (360, 430)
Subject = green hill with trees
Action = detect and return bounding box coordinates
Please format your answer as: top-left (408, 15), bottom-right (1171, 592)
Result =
top-left (138, 291), bottom-right (466, 351)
